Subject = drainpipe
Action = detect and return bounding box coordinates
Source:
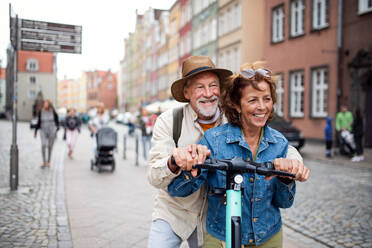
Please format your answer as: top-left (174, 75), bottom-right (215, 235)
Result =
top-left (337, 0), bottom-right (343, 112)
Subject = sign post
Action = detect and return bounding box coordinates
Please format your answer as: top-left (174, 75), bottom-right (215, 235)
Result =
top-left (9, 4), bottom-right (19, 191)
top-left (8, 4), bottom-right (82, 190)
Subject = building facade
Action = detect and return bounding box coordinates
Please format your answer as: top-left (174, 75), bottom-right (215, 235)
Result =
top-left (57, 76), bottom-right (86, 112)
top-left (263, 0), bottom-right (339, 139)
top-left (119, 0), bottom-right (371, 143)
top-left (167, 0), bottom-right (181, 98)
top-left (218, 0), bottom-right (265, 73)
top-left (192, 0), bottom-right (218, 63)
top-left (86, 70), bottom-right (117, 110)
top-left (17, 51), bottom-right (57, 121)
top-left (179, 0), bottom-right (192, 65)
top-left (0, 67), bottom-right (6, 115)
top-left (341, 0), bottom-right (372, 146)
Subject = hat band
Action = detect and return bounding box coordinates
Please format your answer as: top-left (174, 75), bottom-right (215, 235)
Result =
top-left (184, 66), bottom-right (212, 77)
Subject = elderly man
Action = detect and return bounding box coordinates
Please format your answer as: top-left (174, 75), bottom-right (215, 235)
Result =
top-left (147, 56), bottom-right (305, 248)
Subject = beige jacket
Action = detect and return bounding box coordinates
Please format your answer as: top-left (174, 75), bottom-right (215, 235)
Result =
top-left (147, 103), bottom-right (303, 245)
top-left (148, 104), bottom-right (224, 244)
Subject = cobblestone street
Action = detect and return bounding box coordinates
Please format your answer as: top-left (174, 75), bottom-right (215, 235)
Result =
top-left (282, 159), bottom-right (372, 248)
top-left (0, 120), bottom-right (371, 247)
top-left (0, 120), bottom-right (72, 248)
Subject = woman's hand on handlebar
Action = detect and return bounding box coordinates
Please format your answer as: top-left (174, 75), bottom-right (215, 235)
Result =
top-left (265, 158), bottom-right (310, 182)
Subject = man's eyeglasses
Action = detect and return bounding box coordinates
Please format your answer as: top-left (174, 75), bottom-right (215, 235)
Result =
top-left (240, 68), bottom-right (271, 80)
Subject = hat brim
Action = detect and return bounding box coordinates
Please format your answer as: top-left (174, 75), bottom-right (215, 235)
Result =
top-left (171, 68), bottom-right (233, 102)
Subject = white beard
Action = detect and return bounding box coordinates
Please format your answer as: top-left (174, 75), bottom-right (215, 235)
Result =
top-left (196, 96), bottom-right (219, 118)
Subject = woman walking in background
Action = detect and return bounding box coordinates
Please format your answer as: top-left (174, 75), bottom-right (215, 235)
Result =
top-left (351, 107), bottom-right (364, 162)
top-left (34, 100), bottom-right (59, 168)
top-left (65, 108), bottom-right (81, 159)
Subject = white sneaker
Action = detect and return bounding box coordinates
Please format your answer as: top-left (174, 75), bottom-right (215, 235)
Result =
top-left (351, 156), bottom-right (360, 162)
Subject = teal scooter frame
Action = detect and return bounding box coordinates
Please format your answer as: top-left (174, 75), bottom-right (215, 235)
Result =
top-left (192, 157), bottom-right (295, 248)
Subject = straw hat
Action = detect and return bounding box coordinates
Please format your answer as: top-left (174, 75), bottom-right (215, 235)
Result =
top-left (171, 56), bottom-right (233, 102)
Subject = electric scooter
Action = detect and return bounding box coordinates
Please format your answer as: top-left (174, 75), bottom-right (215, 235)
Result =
top-left (192, 157), bottom-right (296, 248)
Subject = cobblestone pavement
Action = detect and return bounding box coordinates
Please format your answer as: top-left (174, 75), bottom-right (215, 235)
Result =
top-left (0, 120), bottom-right (72, 248)
top-left (281, 159), bottom-right (372, 248)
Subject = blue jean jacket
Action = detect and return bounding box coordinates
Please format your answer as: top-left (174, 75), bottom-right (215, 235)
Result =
top-left (168, 123), bottom-right (296, 245)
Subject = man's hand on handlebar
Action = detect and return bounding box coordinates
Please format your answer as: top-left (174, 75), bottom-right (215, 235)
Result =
top-left (168, 144), bottom-right (210, 177)
top-left (265, 158), bottom-right (310, 182)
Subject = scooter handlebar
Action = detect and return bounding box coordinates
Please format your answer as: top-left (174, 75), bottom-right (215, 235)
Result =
top-left (191, 157), bottom-right (295, 178)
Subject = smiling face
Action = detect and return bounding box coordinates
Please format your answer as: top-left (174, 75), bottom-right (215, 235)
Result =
top-left (236, 80), bottom-right (273, 131)
top-left (184, 71), bottom-right (220, 120)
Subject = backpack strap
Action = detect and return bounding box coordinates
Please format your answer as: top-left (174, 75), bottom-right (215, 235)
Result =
top-left (173, 107), bottom-right (184, 148)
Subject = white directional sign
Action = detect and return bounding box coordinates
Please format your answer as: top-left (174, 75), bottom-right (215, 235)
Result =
top-left (19, 19), bottom-right (82, 54)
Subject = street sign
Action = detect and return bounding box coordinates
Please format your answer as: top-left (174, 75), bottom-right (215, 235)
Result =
top-left (19, 19), bottom-right (82, 54)
top-left (9, 5), bottom-right (17, 49)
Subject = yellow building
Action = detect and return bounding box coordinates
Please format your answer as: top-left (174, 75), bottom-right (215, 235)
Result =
top-left (218, 0), bottom-right (264, 72)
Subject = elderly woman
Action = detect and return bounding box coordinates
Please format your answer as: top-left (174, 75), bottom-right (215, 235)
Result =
top-left (34, 100), bottom-right (59, 168)
top-left (168, 63), bottom-right (310, 248)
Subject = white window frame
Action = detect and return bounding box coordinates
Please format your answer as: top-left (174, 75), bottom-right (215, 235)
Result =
top-left (26, 59), bottom-right (39, 72)
top-left (275, 74), bottom-right (284, 117)
top-left (234, 3), bottom-right (241, 29)
top-left (311, 67), bottom-right (328, 117)
top-left (290, 0), bottom-right (305, 37)
top-left (290, 71), bottom-right (304, 118)
top-left (312, 0), bottom-right (329, 29)
top-left (359, 0), bottom-right (372, 14)
top-left (219, 12), bottom-right (225, 36)
top-left (226, 8), bottom-right (232, 33)
top-left (28, 90), bottom-right (36, 100)
top-left (272, 5), bottom-right (284, 43)
top-left (211, 18), bottom-right (217, 41)
top-left (29, 76), bottom-right (36, 84)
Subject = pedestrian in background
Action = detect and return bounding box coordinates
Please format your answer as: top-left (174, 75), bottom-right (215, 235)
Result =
top-left (324, 117), bottom-right (333, 158)
top-left (65, 108), bottom-right (81, 159)
top-left (34, 99), bottom-right (59, 168)
top-left (139, 108), bottom-right (155, 160)
top-left (351, 107), bottom-right (364, 162)
top-left (335, 105), bottom-right (354, 155)
top-left (89, 106), bottom-right (109, 135)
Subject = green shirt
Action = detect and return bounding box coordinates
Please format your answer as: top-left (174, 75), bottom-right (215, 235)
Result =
top-left (335, 111), bottom-right (353, 131)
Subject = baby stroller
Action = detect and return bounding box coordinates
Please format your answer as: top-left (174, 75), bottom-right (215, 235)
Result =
top-left (339, 130), bottom-right (355, 156)
top-left (90, 127), bottom-right (117, 172)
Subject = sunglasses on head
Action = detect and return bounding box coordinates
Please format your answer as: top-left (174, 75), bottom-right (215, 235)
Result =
top-left (240, 68), bottom-right (271, 79)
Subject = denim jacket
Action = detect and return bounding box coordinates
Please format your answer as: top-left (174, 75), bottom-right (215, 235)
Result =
top-left (168, 123), bottom-right (296, 246)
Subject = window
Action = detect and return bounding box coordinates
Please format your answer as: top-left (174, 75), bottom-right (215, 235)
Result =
top-left (28, 90), bottom-right (36, 100)
top-left (290, 0), bottom-right (305, 37)
top-left (289, 70), bottom-right (304, 117)
top-left (26, 59), bottom-right (39, 72)
top-left (359, 0), bottom-right (372, 14)
top-left (272, 5), bottom-right (285, 43)
top-left (29, 76), bottom-right (36, 84)
top-left (226, 8), bottom-right (232, 33)
top-left (234, 3), bottom-right (241, 29)
top-left (211, 18), bottom-right (217, 40)
top-left (312, 0), bottom-right (329, 29)
top-left (219, 12), bottom-right (225, 36)
top-left (311, 67), bottom-right (328, 117)
top-left (275, 74), bottom-right (284, 117)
